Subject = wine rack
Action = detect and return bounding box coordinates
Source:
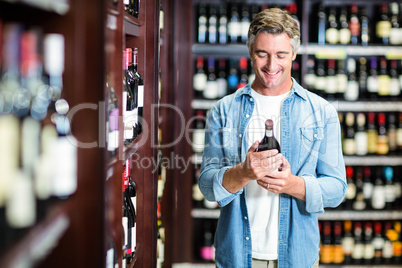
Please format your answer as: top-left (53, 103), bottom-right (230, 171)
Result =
top-left (161, 0), bottom-right (402, 266)
top-left (0, 0), bottom-right (161, 268)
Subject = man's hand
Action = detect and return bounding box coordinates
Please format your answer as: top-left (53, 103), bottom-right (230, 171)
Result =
top-left (256, 156), bottom-right (306, 201)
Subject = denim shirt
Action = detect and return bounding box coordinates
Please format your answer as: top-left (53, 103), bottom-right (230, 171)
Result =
top-left (199, 79), bottom-right (346, 268)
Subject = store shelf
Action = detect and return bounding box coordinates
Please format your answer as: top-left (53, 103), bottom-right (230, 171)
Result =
top-left (192, 43), bottom-right (402, 59)
top-left (192, 99), bottom-right (402, 112)
top-left (0, 0), bottom-right (70, 14)
top-left (343, 155), bottom-right (402, 166)
top-left (0, 205), bottom-right (70, 268)
top-left (192, 208), bottom-right (402, 221)
top-left (124, 15), bottom-right (141, 37)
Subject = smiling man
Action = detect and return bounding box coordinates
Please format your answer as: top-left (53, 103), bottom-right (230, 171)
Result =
top-left (199, 8), bottom-right (347, 268)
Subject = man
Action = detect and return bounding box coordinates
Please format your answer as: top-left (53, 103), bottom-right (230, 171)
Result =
top-left (198, 8), bottom-right (346, 268)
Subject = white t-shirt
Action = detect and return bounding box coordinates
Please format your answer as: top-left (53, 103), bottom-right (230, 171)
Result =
top-left (245, 89), bottom-right (290, 260)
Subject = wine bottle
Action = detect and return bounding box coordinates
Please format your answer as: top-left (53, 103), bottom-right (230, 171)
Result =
top-left (326, 6), bottom-right (339, 44)
top-left (362, 166), bottom-right (374, 209)
top-left (228, 3), bottom-right (240, 43)
top-left (372, 168), bottom-right (386, 210)
top-left (256, 119), bottom-right (281, 153)
top-left (355, 113), bottom-right (368, 156)
top-left (303, 57), bottom-right (316, 91)
top-left (240, 4), bottom-right (250, 43)
top-left (376, 3), bottom-right (392, 45)
top-left (398, 112), bottom-right (402, 151)
top-left (360, 7), bottom-right (370, 46)
top-left (367, 57), bottom-right (379, 100)
top-left (353, 167), bottom-right (365, 210)
top-left (325, 59), bottom-right (337, 98)
top-left (358, 57), bottom-right (368, 100)
top-left (237, 57), bottom-right (248, 89)
top-left (352, 221), bottom-right (364, 264)
top-left (389, 2), bottom-right (401, 45)
top-left (133, 48), bottom-right (143, 136)
top-left (208, 4), bottom-right (218, 44)
top-left (216, 59), bottom-right (227, 98)
top-left (363, 222), bottom-right (375, 264)
top-left (377, 112), bottom-right (389, 155)
top-left (384, 166), bottom-right (395, 209)
top-left (314, 59), bottom-right (326, 96)
top-left (203, 57), bottom-right (218, 99)
top-left (193, 56), bottom-right (207, 96)
top-left (218, 3), bottom-right (228, 44)
top-left (344, 58), bottom-right (359, 101)
top-left (333, 221), bottom-right (344, 264)
top-left (367, 112), bottom-right (378, 154)
top-left (317, 4), bottom-right (326, 45)
top-left (197, 3), bottom-right (207, 43)
top-left (348, 4), bottom-right (360, 45)
top-left (227, 59), bottom-right (239, 94)
top-left (320, 221), bottom-right (333, 264)
top-left (339, 6), bottom-right (351, 44)
top-left (373, 221), bottom-right (385, 264)
top-left (200, 221), bottom-right (214, 261)
top-left (388, 113), bottom-right (398, 153)
top-left (378, 57), bottom-right (390, 97)
top-left (389, 60), bottom-right (400, 97)
top-left (192, 110), bottom-right (205, 153)
top-left (343, 112), bottom-right (356, 155)
top-left (344, 166), bottom-right (356, 210)
top-left (123, 48), bottom-right (136, 145)
top-left (342, 220), bottom-right (354, 264)
top-left (382, 222), bottom-right (394, 263)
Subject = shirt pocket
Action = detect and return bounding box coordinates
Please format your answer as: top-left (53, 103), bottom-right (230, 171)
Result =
top-left (299, 127), bottom-right (324, 164)
top-left (219, 127), bottom-right (240, 165)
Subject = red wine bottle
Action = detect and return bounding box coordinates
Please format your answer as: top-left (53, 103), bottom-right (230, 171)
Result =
top-left (256, 119), bottom-right (280, 152)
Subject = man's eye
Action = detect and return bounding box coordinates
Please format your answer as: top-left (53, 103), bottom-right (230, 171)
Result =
top-left (257, 53), bottom-right (267, 58)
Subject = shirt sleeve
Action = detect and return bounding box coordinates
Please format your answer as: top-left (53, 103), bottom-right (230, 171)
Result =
top-left (302, 104), bottom-right (347, 214)
top-left (198, 105), bottom-right (243, 207)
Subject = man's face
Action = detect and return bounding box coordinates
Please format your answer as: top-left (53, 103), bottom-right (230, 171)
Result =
top-left (250, 32), bottom-right (297, 94)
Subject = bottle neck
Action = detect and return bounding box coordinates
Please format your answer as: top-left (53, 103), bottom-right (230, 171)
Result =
top-left (265, 128), bottom-right (273, 138)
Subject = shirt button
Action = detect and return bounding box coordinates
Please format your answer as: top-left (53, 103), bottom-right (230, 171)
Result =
top-left (244, 216), bottom-right (248, 220)
top-left (246, 237), bottom-right (250, 240)
top-left (239, 134), bottom-right (242, 138)
top-left (250, 98), bottom-right (253, 102)
top-left (246, 114), bottom-right (250, 118)
top-left (314, 134), bottom-right (317, 138)
top-left (228, 128), bottom-right (231, 132)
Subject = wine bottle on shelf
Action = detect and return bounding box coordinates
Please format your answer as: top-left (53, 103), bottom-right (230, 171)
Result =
top-left (377, 112), bottom-right (389, 155)
top-left (372, 168), bottom-right (386, 210)
top-left (389, 2), bottom-right (401, 45)
top-left (342, 220), bottom-right (354, 264)
top-left (343, 112), bottom-right (356, 155)
top-left (358, 57), bottom-right (368, 100)
top-left (193, 56), bottom-right (207, 97)
top-left (378, 57), bottom-right (390, 97)
top-left (106, 75), bottom-right (119, 157)
top-left (123, 48), bottom-right (136, 145)
top-left (352, 221), bottom-right (364, 264)
top-left (324, 59), bottom-right (337, 98)
top-left (237, 57), bottom-right (248, 89)
top-left (128, 176), bottom-right (137, 256)
top-left (192, 110), bottom-right (205, 154)
top-left (303, 57), bottom-right (316, 91)
top-left (344, 58), bottom-right (359, 101)
top-left (200, 221), bottom-right (214, 261)
top-left (203, 57), bottom-right (218, 99)
top-left (317, 4), bottom-right (326, 45)
top-left (218, 3), bottom-right (228, 44)
top-left (398, 112), bottom-right (402, 152)
top-left (320, 221), bottom-right (333, 264)
top-left (367, 57), bottom-right (379, 100)
top-left (367, 112), bottom-right (378, 154)
top-left (197, 3), bottom-right (207, 43)
top-left (338, 6), bottom-right (351, 45)
top-left (248, 59), bottom-right (255, 84)
top-left (314, 59), bottom-right (326, 96)
top-left (227, 59), bottom-right (239, 94)
top-left (132, 48), bottom-right (143, 136)
top-left (384, 166), bottom-right (395, 210)
top-left (216, 59), bottom-right (227, 98)
top-left (348, 4), bottom-right (360, 45)
top-left (256, 119), bottom-right (281, 153)
top-left (353, 167), bottom-right (365, 211)
top-left (373, 221), bottom-right (384, 264)
top-left (326, 6), bottom-right (339, 44)
top-left (333, 221), bottom-right (344, 264)
top-left (362, 166), bottom-right (374, 210)
top-left (240, 4), bottom-right (250, 43)
top-left (355, 113), bottom-right (368, 156)
top-left (208, 4), bottom-right (218, 44)
top-left (389, 60), bottom-right (400, 97)
top-left (344, 166), bottom-right (356, 210)
top-left (363, 222), bottom-right (375, 264)
top-left (388, 113), bottom-right (398, 153)
top-left (292, 60), bottom-right (300, 85)
top-left (228, 3), bottom-right (240, 43)
top-left (382, 222), bottom-right (394, 263)
top-left (360, 7), bottom-right (370, 46)
top-left (376, 3), bottom-right (392, 45)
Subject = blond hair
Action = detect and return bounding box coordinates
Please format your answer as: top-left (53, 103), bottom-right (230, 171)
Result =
top-left (246, 8), bottom-right (300, 54)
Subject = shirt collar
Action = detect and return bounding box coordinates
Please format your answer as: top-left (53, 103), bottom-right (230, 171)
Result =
top-left (235, 78), bottom-right (307, 101)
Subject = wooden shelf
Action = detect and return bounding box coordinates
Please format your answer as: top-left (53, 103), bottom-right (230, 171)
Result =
top-left (0, 204), bottom-right (70, 268)
top-left (124, 15), bottom-right (142, 37)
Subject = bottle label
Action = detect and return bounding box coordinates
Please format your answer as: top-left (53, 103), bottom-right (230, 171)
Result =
top-left (344, 81), bottom-right (359, 101)
top-left (345, 182), bottom-right (357, 199)
top-left (336, 74), bottom-right (348, 93)
top-left (349, 18), bottom-right (360, 36)
top-left (378, 75), bottom-right (390, 95)
top-left (343, 138), bottom-right (356, 155)
top-left (342, 237), bottom-right (354, 254)
top-left (138, 85), bottom-right (144, 107)
top-left (325, 76), bottom-right (337, 94)
top-left (363, 182), bottom-right (373, 199)
top-left (326, 28), bottom-right (339, 44)
top-left (363, 244), bottom-right (375, 259)
top-left (265, 129), bottom-right (273, 137)
top-left (355, 132), bottom-right (368, 155)
top-left (367, 76), bottom-right (379, 93)
top-left (371, 187), bottom-right (386, 209)
top-left (377, 135), bottom-right (389, 155)
top-left (376, 21), bottom-right (391, 38)
top-left (389, 78), bottom-right (400, 96)
top-left (193, 73), bottom-right (207, 91)
top-left (339, 28), bottom-right (351, 44)
top-left (303, 73), bottom-right (316, 89)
